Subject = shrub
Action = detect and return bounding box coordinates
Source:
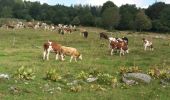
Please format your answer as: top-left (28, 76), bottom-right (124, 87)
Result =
top-left (13, 66), bottom-right (35, 80)
top-left (45, 68), bottom-right (62, 82)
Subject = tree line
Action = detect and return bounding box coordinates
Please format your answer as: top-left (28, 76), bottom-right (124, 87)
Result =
top-left (0, 0), bottom-right (170, 32)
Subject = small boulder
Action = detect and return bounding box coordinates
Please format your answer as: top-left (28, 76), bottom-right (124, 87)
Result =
top-left (123, 73), bottom-right (151, 83)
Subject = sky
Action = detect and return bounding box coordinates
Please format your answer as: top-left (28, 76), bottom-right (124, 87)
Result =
top-left (25, 0), bottom-right (170, 8)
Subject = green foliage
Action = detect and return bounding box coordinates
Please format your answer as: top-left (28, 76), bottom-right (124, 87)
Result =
top-left (118, 4), bottom-right (138, 30)
top-left (145, 2), bottom-right (166, 20)
top-left (159, 6), bottom-right (170, 32)
top-left (71, 16), bottom-right (80, 25)
top-left (70, 85), bottom-right (82, 92)
top-left (119, 66), bottom-right (142, 74)
top-left (102, 7), bottom-right (120, 30)
top-left (94, 17), bottom-right (102, 27)
top-left (135, 10), bottom-right (152, 31)
top-left (148, 68), bottom-right (170, 79)
top-left (13, 66), bottom-right (36, 80)
top-left (76, 71), bottom-right (89, 80)
top-left (0, 6), bottom-right (13, 18)
top-left (97, 73), bottom-right (114, 85)
top-left (101, 1), bottom-right (117, 14)
top-left (45, 68), bottom-right (62, 81)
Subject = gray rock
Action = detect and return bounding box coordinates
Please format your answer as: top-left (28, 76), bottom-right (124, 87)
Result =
top-left (87, 77), bottom-right (98, 83)
top-left (122, 77), bottom-right (136, 85)
top-left (123, 73), bottom-right (151, 83)
top-left (0, 74), bottom-right (9, 79)
top-left (161, 80), bottom-right (169, 85)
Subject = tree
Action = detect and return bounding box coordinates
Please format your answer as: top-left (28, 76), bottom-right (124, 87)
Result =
top-left (94, 17), bottom-right (102, 27)
top-left (118, 4), bottom-right (138, 30)
top-left (152, 20), bottom-right (164, 32)
top-left (0, 6), bottom-right (13, 18)
top-left (82, 12), bottom-right (94, 26)
top-left (71, 16), bottom-right (80, 25)
top-left (102, 7), bottom-right (120, 30)
top-left (145, 2), bottom-right (166, 20)
top-left (101, 1), bottom-right (116, 14)
top-left (29, 2), bottom-right (41, 20)
top-left (159, 5), bottom-right (170, 32)
top-left (135, 10), bottom-right (152, 31)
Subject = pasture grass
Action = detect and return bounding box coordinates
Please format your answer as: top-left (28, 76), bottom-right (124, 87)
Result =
top-left (0, 28), bottom-right (170, 100)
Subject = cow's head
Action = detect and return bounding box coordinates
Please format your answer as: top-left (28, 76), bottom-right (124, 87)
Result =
top-left (78, 54), bottom-right (82, 60)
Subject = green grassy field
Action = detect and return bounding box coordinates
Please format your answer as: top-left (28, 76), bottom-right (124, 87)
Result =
top-left (0, 27), bottom-right (170, 100)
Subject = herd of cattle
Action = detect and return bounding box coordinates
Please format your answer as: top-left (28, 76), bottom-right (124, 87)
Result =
top-left (43, 32), bottom-right (154, 62)
top-left (0, 21), bottom-right (154, 62)
top-left (0, 21), bottom-right (77, 34)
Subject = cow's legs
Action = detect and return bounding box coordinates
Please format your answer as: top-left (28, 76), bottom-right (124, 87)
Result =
top-left (111, 49), bottom-right (114, 55)
top-left (43, 50), bottom-right (47, 60)
top-left (144, 46), bottom-right (147, 51)
top-left (74, 57), bottom-right (77, 62)
top-left (126, 49), bottom-right (129, 53)
top-left (55, 53), bottom-right (59, 60)
top-left (60, 54), bottom-right (65, 61)
top-left (70, 56), bottom-right (73, 62)
top-left (120, 48), bottom-right (124, 57)
top-left (46, 49), bottom-right (50, 60)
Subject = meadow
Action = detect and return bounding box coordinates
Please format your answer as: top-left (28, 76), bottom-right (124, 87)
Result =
top-left (0, 27), bottom-right (170, 100)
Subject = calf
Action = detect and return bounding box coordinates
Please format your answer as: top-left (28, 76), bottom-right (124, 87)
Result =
top-left (142, 38), bottom-right (153, 51)
top-left (110, 40), bottom-right (128, 56)
top-left (99, 32), bottom-right (108, 40)
top-left (43, 40), bottom-right (62, 60)
top-left (60, 46), bottom-right (82, 62)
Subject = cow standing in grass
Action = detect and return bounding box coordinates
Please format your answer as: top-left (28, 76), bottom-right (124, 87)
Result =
top-left (43, 40), bottom-right (62, 60)
top-left (99, 32), bottom-right (108, 40)
top-left (142, 38), bottom-right (153, 51)
top-left (60, 46), bottom-right (82, 62)
top-left (110, 40), bottom-right (129, 56)
top-left (81, 31), bottom-right (88, 38)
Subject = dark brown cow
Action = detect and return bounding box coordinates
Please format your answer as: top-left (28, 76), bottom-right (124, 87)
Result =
top-left (43, 41), bottom-right (62, 60)
top-left (82, 31), bottom-right (88, 38)
top-left (99, 32), bottom-right (108, 39)
top-left (6, 24), bottom-right (15, 29)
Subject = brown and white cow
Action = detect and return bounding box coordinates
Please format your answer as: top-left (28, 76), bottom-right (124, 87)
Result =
top-left (110, 40), bottom-right (129, 56)
top-left (60, 46), bottom-right (82, 62)
top-left (142, 38), bottom-right (153, 51)
top-left (43, 40), bottom-right (62, 60)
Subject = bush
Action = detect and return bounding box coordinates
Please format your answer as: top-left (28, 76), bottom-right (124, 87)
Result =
top-left (45, 68), bottom-right (62, 82)
top-left (13, 66), bottom-right (36, 80)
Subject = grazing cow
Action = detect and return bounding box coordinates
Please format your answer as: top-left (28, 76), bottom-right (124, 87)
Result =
top-left (43, 41), bottom-right (62, 60)
top-left (110, 40), bottom-right (129, 56)
top-left (64, 28), bottom-right (72, 34)
top-left (60, 46), bottom-right (82, 62)
top-left (6, 24), bottom-right (15, 29)
top-left (99, 32), bottom-right (108, 39)
top-left (142, 38), bottom-right (153, 51)
top-left (58, 28), bottom-right (64, 35)
top-left (81, 31), bottom-right (88, 38)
